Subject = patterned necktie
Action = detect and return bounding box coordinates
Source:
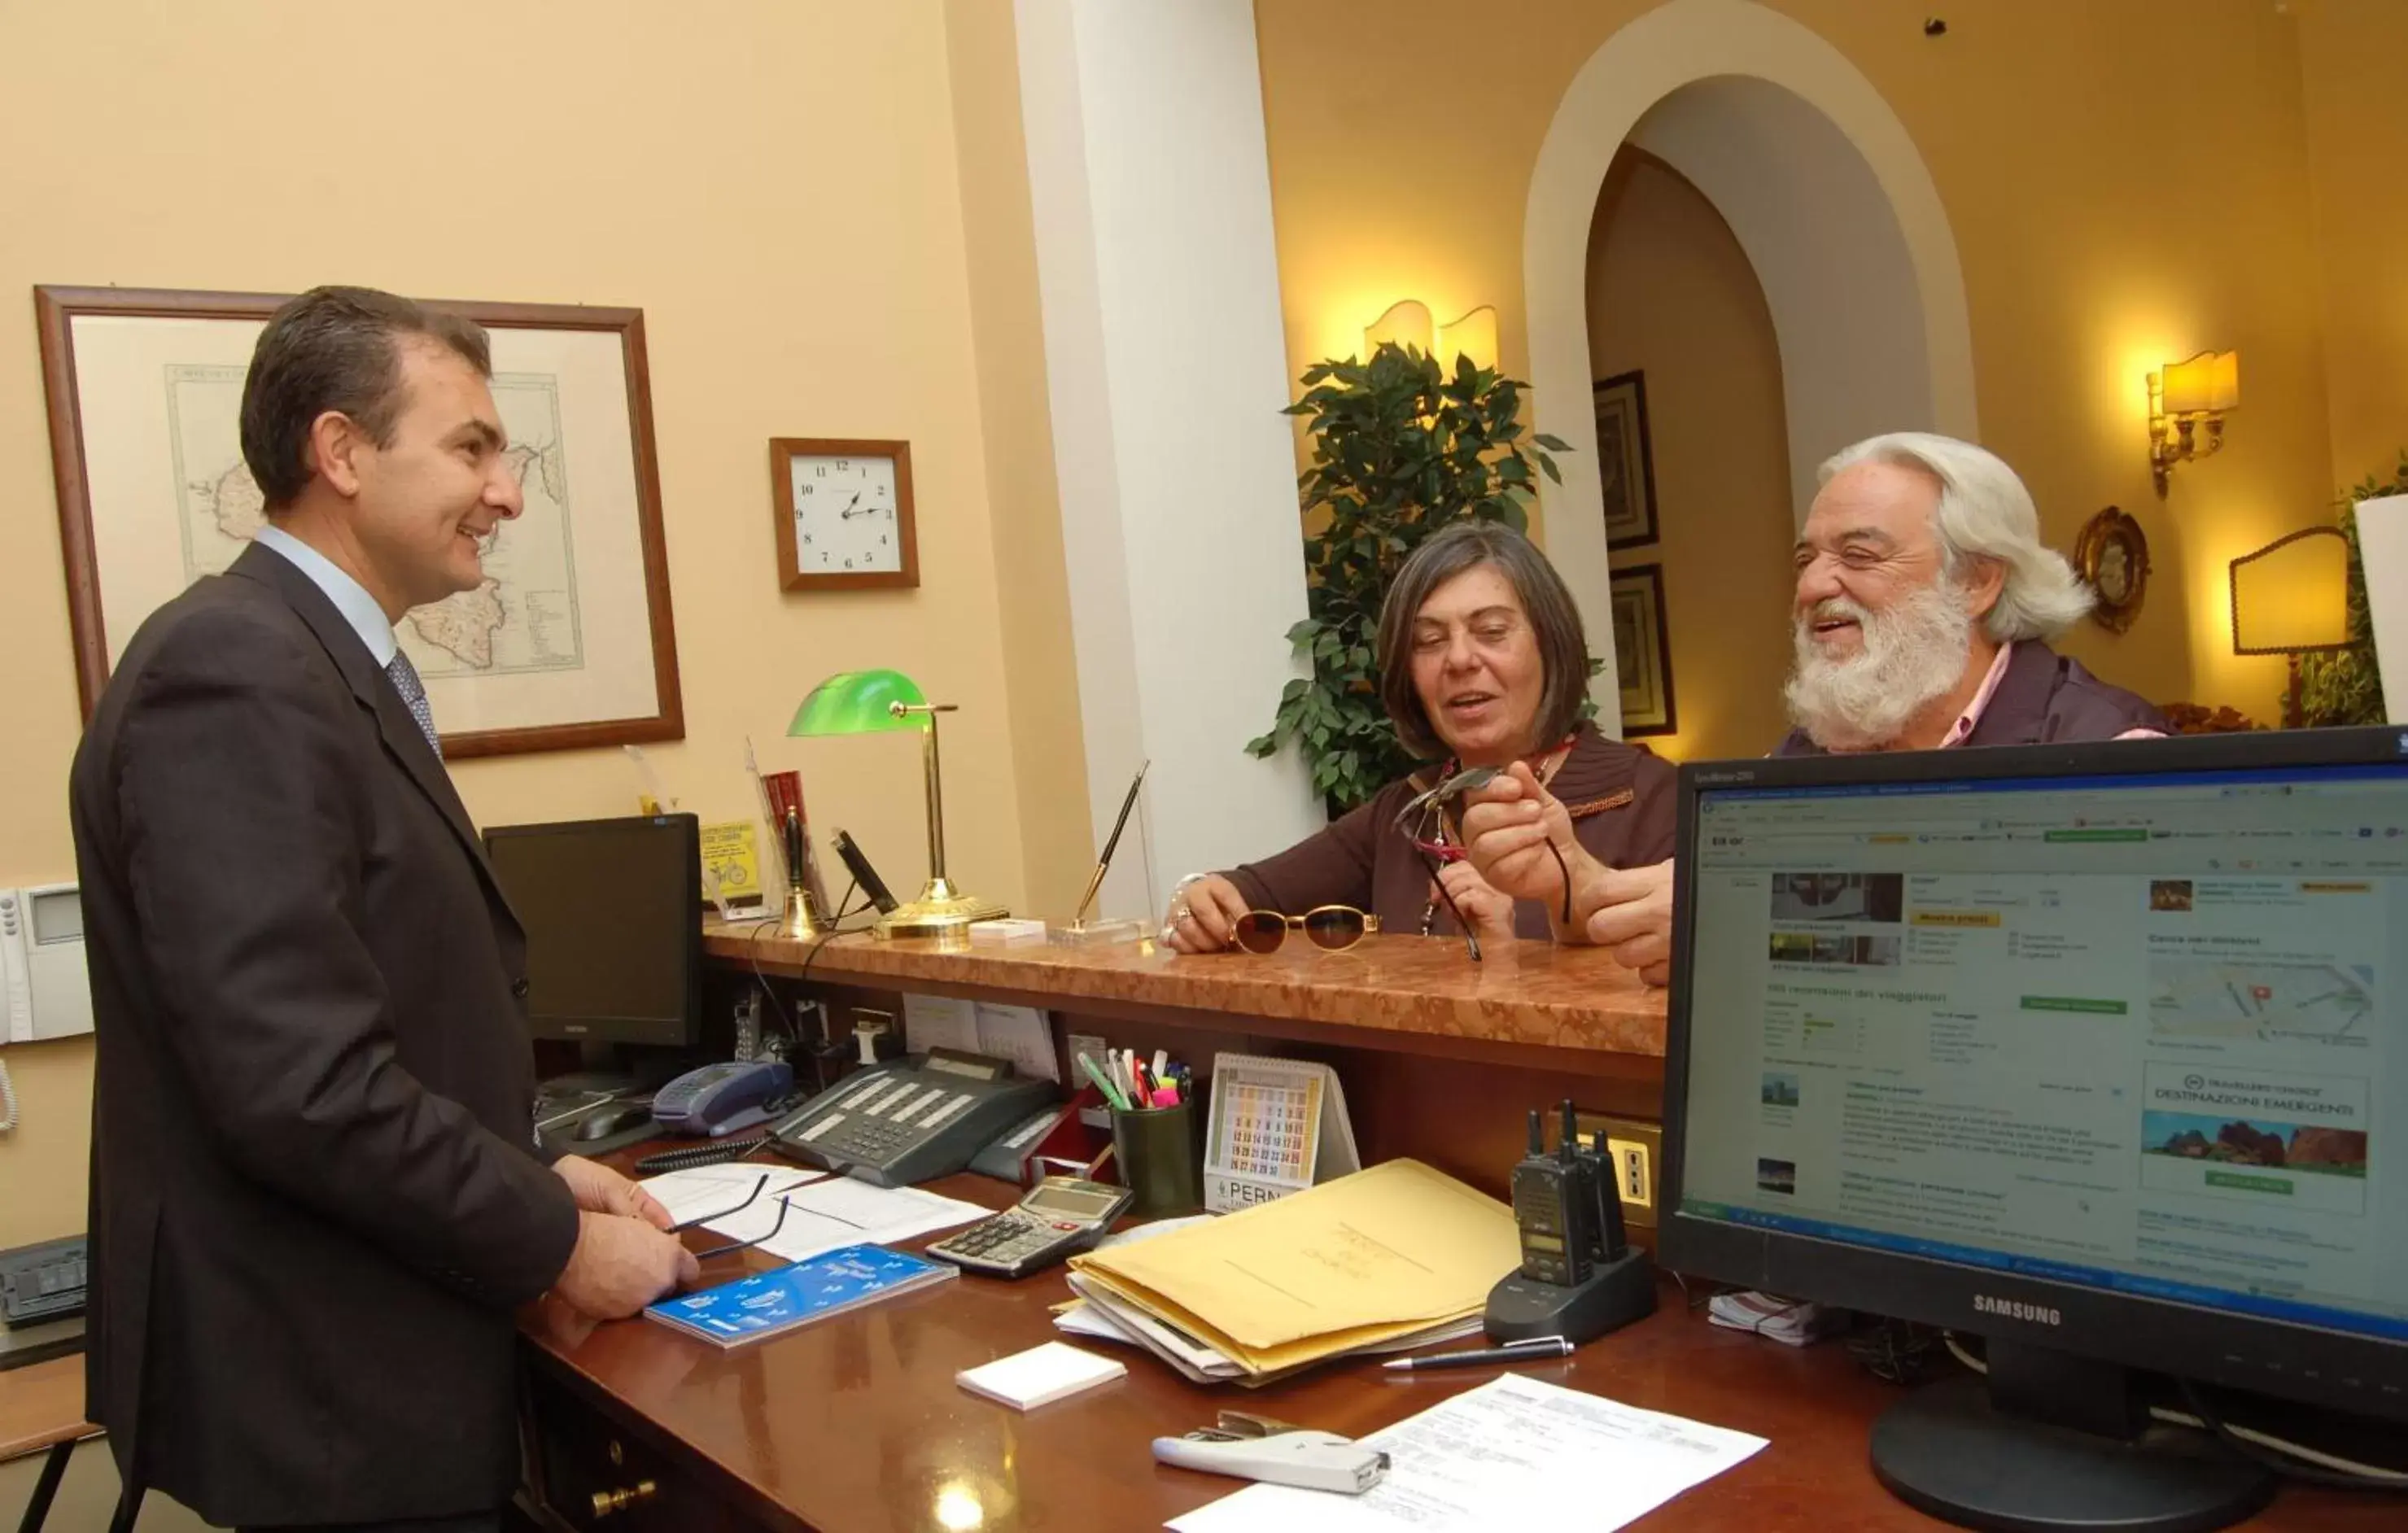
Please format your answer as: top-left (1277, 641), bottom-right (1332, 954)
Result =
top-left (385, 652), bottom-right (442, 759)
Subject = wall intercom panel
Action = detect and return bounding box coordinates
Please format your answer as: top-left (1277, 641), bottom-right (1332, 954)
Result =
top-left (2, 883), bottom-right (94, 1044)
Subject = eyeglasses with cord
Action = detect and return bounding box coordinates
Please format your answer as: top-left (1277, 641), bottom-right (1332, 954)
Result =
top-left (1393, 765), bottom-right (1575, 960)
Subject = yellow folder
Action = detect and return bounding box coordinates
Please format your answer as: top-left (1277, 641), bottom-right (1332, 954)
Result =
top-left (1067, 1159), bottom-right (1519, 1375)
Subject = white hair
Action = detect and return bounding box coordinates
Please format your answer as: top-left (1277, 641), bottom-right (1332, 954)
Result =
top-left (1817, 432), bottom-right (2093, 642)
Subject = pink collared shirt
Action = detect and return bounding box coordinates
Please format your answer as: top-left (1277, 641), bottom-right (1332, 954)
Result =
top-left (1938, 643), bottom-right (2164, 748)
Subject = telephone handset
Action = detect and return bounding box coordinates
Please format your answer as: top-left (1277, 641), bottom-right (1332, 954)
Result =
top-left (767, 1047), bottom-right (1058, 1188)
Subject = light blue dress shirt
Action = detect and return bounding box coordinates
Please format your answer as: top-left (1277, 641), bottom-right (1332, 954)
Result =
top-left (251, 523), bottom-right (398, 668)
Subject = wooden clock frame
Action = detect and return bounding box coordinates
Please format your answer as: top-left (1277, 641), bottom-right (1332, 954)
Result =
top-left (771, 436), bottom-right (920, 592)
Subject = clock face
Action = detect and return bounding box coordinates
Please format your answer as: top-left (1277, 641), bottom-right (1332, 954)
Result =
top-left (789, 454), bottom-right (903, 574)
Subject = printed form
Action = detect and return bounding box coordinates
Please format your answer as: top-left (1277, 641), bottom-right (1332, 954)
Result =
top-left (1167, 1374), bottom-right (1764, 1533)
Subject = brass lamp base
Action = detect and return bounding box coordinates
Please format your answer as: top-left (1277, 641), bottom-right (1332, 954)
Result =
top-left (875, 876), bottom-right (1008, 941)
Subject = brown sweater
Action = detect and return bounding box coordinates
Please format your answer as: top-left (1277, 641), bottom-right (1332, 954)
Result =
top-left (1223, 724), bottom-right (1677, 940)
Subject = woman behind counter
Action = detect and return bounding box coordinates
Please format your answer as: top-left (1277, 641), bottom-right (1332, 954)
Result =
top-left (1164, 522), bottom-right (1676, 953)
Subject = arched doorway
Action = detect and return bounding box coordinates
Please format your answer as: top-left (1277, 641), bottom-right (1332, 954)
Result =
top-left (1523, 0), bottom-right (1976, 733)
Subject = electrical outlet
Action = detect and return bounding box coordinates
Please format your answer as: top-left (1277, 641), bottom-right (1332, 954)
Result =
top-left (1571, 1112), bottom-right (1662, 1228)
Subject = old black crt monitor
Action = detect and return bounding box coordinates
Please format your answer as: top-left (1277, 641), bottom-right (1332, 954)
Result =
top-left (482, 813), bottom-right (702, 1049)
top-left (1661, 726), bottom-right (2408, 1532)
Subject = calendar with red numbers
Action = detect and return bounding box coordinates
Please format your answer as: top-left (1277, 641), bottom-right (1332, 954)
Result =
top-left (1202, 1053), bottom-right (1360, 1213)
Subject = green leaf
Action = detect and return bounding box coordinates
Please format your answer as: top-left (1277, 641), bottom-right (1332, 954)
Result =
top-left (1533, 433), bottom-right (1570, 452)
top-left (1539, 454), bottom-right (1562, 484)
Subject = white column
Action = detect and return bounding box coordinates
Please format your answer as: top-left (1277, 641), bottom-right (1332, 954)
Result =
top-left (1016, 0), bottom-right (1319, 923)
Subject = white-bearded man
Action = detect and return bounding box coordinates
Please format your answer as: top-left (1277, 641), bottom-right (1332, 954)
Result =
top-left (1458, 431), bottom-right (2164, 984)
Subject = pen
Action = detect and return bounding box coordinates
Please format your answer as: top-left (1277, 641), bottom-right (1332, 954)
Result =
top-left (1078, 1052), bottom-right (1130, 1111)
top-left (1381, 1336), bottom-right (1575, 1372)
top-left (1072, 762), bottom-right (1151, 927)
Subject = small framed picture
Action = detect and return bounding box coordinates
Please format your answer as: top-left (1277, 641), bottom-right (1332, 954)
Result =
top-left (2074, 504), bottom-right (2150, 634)
top-left (1593, 369), bottom-right (1659, 550)
top-left (1610, 563), bottom-right (1676, 736)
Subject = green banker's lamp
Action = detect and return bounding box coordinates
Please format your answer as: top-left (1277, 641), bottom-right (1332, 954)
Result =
top-left (789, 668), bottom-right (1008, 940)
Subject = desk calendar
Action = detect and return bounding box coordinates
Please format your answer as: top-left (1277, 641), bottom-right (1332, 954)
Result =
top-left (1201, 1053), bottom-right (1360, 1212)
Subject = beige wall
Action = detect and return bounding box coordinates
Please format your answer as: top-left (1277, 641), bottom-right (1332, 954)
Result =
top-left (1257, 0), bottom-right (2349, 727)
top-left (2299, 0), bottom-right (2408, 489)
top-left (1589, 152), bottom-right (1795, 761)
top-left (0, 0), bottom-right (1039, 1250)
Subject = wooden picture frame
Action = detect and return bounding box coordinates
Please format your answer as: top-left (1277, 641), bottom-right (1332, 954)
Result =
top-left (771, 437), bottom-right (920, 592)
top-left (34, 286), bottom-right (683, 759)
top-left (2074, 504), bottom-right (2151, 635)
top-left (1610, 563), bottom-right (1676, 736)
top-left (1593, 369), bottom-right (1659, 551)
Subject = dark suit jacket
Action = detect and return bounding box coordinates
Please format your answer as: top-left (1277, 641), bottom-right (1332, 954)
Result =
top-left (69, 543), bottom-right (581, 1525)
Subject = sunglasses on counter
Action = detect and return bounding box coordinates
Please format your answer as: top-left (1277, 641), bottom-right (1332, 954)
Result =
top-left (1230, 906), bottom-right (1380, 954)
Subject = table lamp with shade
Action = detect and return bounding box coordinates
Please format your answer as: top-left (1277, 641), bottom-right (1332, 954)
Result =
top-left (789, 667), bottom-right (1007, 939)
top-left (2229, 526), bottom-right (2352, 729)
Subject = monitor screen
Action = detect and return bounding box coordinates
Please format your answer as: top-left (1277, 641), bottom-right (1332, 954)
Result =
top-left (1666, 732), bottom-right (2408, 1422)
top-left (483, 815), bottom-right (701, 1047)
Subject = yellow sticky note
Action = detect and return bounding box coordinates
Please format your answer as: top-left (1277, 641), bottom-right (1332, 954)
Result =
top-left (700, 821), bottom-right (763, 906)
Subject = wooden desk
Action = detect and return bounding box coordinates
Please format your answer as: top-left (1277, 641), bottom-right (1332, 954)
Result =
top-left (705, 929), bottom-right (1670, 1204)
top-left (517, 1172), bottom-right (2388, 1532)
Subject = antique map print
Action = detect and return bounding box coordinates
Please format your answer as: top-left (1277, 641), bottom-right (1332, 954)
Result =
top-left (165, 365), bottom-right (586, 680)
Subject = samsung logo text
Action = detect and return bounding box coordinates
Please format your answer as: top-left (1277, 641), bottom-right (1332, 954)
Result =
top-left (1973, 1295), bottom-right (2061, 1326)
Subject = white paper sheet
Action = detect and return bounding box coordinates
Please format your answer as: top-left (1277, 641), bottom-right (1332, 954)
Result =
top-left (703, 1175), bottom-right (988, 1264)
top-left (1166, 1374), bottom-right (1766, 1533)
top-left (902, 994), bottom-right (981, 1054)
top-left (638, 1163), bottom-right (824, 1228)
top-left (973, 1001), bottom-right (1060, 1083)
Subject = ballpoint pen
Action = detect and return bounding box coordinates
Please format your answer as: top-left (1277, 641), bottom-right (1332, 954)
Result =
top-left (1381, 1336), bottom-right (1575, 1371)
top-left (1070, 762), bottom-right (1151, 928)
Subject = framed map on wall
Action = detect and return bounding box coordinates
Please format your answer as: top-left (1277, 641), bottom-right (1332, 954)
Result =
top-left (34, 286), bottom-right (683, 759)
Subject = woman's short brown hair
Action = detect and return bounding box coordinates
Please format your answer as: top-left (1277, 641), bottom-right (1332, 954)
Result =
top-left (1375, 521), bottom-right (1593, 761)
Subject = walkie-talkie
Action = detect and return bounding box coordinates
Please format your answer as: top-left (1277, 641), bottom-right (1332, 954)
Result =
top-left (831, 828), bottom-right (900, 915)
top-left (1510, 1101), bottom-right (1594, 1286)
top-left (1488, 1098), bottom-right (1659, 1345)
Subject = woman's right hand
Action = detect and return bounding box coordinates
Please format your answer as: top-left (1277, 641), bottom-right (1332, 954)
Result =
top-left (1161, 874), bottom-right (1252, 953)
top-left (1457, 764), bottom-right (1599, 927)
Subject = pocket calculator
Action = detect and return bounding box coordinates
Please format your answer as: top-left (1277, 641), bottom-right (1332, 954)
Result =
top-left (925, 1176), bottom-right (1135, 1279)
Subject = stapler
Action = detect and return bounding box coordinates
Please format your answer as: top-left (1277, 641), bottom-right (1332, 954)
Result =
top-left (1152, 1410), bottom-right (1389, 1495)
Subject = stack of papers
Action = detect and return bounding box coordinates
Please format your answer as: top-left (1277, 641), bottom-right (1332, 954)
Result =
top-left (1063, 1160), bottom-right (1517, 1381)
top-left (675, 1172), bottom-right (989, 1264)
top-left (1167, 1374), bottom-right (1767, 1533)
top-left (638, 1163), bottom-right (824, 1227)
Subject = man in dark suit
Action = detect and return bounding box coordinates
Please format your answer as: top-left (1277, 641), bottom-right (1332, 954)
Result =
top-left (70, 286), bottom-right (698, 1532)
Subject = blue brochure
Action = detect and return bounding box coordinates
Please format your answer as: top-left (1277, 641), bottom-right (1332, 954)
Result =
top-left (645, 1243), bottom-right (958, 1348)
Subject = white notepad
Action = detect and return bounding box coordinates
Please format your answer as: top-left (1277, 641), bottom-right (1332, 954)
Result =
top-left (955, 1342), bottom-right (1126, 1409)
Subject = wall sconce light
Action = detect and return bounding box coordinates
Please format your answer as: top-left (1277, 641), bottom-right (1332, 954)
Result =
top-left (1361, 301), bottom-right (1498, 371)
top-left (2148, 349), bottom-right (2238, 496)
top-left (2229, 525), bottom-right (2349, 728)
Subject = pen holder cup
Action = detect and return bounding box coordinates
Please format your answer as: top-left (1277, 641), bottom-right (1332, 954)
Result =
top-left (1108, 1101), bottom-right (1202, 1218)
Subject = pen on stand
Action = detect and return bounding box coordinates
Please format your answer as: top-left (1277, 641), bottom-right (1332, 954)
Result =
top-left (1071, 762), bottom-right (1151, 928)
top-left (1382, 1336), bottom-right (1575, 1372)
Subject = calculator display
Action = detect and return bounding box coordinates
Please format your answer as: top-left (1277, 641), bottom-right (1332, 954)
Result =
top-left (1023, 1183), bottom-right (1123, 1220)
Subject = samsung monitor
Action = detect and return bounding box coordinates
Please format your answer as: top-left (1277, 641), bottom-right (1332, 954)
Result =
top-left (482, 814), bottom-right (701, 1048)
top-left (1663, 726), bottom-right (2408, 1532)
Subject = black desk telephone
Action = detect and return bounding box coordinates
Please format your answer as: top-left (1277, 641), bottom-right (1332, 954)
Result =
top-left (767, 1047), bottom-right (1056, 1187)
